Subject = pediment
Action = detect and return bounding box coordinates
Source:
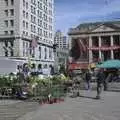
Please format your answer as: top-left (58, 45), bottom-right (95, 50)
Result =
top-left (91, 24), bottom-right (115, 32)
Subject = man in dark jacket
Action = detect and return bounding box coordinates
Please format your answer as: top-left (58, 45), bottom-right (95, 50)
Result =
top-left (96, 69), bottom-right (105, 99)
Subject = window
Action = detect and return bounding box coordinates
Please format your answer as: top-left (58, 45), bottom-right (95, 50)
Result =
top-left (31, 5), bottom-right (36, 15)
top-left (31, 0), bottom-right (36, 5)
top-left (10, 20), bottom-right (14, 26)
top-left (4, 31), bottom-right (8, 35)
top-left (37, 10), bottom-right (39, 17)
top-left (26, 22), bottom-right (28, 29)
top-left (31, 24), bottom-right (36, 33)
top-left (10, 41), bottom-right (14, 47)
top-left (5, 51), bottom-right (8, 57)
top-left (11, 0), bottom-right (14, 5)
top-left (34, 16), bottom-right (36, 23)
top-left (31, 5), bottom-right (33, 13)
top-left (5, 41), bottom-right (8, 47)
top-left (23, 0), bottom-right (25, 6)
top-left (34, 26), bottom-right (36, 33)
top-left (10, 30), bottom-right (14, 35)
top-left (26, 2), bottom-right (28, 9)
top-left (38, 28), bottom-right (42, 35)
top-left (10, 50), bottom-right (14, 56)
top-left (40, 29), bottom-right (42, 35)
top-left (23, 10), bottom-right (25, 18)
top-left (26, 32), bottom-right (28, 36)
top-left (38, 1), bottom-right (40, 8)
top-left (4, 10), bottom-right (8, 16)
top-left (31, 15), bottom-right (33, 22)
top-left (49, 48), bottom-right (52, 58)
top-left (31, 25), bottom-right (33, 32)
top-left (38, 19), bottom-right (42, 27)
top-left (44, 64), bottom-right (47, 68)
top-left (4, 20), bottom-right (8, 27)
top-left (40, 3), bottom-right (42, 9)
top-left (10, 9), bottom-right (14, 16)
top-left (23, 20), bottom-right (25, 27)
top-left (26, 12), bottom-right (28, 19)
top-left (44, 47), bottom-right (47, 59)
top-left (39, 46), bottom-right (41, 59)
top-left (23, 31), bottom-right (25, 35)
top-left (4, 0), bottom-right (8, 6)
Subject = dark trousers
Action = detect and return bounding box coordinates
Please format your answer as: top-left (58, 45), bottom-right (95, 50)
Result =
top-left (97, 83), bottom-right (102, 98)
top-left (86, 81), bottom-right (90, 90)
top-left (103, 81), bottom-right (108, 91)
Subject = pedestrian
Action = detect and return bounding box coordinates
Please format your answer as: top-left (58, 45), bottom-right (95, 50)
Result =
top-left (104, 73), bottom-right (112, 91)
top-left (85, 70), bottom-right (91, 90)
top-left (96, 69), bottom-right (105, 99)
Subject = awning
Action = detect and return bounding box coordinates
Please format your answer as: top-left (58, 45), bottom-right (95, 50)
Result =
top-left (68, 63), bottom-right (89, 70)
top-left (97, 59), bottom-right (120, 68)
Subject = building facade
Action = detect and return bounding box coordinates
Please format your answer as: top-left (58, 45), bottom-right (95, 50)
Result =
top-left (0, 0), bottom-right (54, 69)
top-left (68, 21), bottom-right (120, 70)
top-left (54, 30), bottom-right (69, 72)
top-left (54, 30), bottom-right (68, 49)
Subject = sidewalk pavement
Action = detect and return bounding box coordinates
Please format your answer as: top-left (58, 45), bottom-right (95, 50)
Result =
top-left (17, 90), bottom-right (120, 120)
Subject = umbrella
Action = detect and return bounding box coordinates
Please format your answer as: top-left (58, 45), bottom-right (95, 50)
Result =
top-left (97, 59), bottom-right (120, 68)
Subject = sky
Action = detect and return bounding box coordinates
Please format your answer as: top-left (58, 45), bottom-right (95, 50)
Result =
top-left (55, 0), bottom-right (120, 34)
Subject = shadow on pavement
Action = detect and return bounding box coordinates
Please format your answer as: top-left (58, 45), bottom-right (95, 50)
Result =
top-left (78, 95), bottom-right (97, 100)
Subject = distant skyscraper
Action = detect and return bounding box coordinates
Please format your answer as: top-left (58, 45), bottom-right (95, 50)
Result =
top-left (54, 30), bottom-right (69, 72)
top-left (0, 0), bottom-right (54, 69)
top-left (54, 30), bottom-right (68, 49)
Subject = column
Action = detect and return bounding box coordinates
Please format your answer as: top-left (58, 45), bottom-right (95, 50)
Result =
top-left (68, 36), bottom-right (73, 63)
top-left (111, 35), bottom-right (114, 59)
top-left (89, 36), bottom-right (93, 63)
top-left (99, 36), bottom-right (102, 60)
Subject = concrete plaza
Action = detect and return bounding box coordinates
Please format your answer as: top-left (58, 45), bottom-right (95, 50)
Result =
top-left (17, 90), bottom-right (120, 120)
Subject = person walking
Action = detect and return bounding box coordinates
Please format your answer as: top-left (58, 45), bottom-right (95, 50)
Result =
top-left (85, 70), bottom-right (91, 90)
top-left (96, 69), bottom-right (105, 99)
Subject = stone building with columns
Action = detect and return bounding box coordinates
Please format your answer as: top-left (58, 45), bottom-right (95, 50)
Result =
top-left (68, 21), bottom-right (120, 70)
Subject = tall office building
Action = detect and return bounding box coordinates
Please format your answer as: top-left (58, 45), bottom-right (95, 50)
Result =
top-left (54, 30), bottom-right (69, 72)
top-left (0, 0), bottom-right (54, 69)
top-left (54, 30), bottom-right (68, 49)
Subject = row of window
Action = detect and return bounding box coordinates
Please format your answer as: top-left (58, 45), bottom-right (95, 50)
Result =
top-left (22, 41), bottom-right (52, 59)
top-left (4, 50), bottom-right (14, 57)
top-left (4, 20), bottom-right (14, 27)
top-left (4, 0), bottom-right (14, 6)
top-left (23, 20), bottom-right (28, 29)
top-left (31, 15), bottom-right (53, 28)
top-left (31, 15), bottom-right (36, 24)
top-left (4, 30), bottom-right (14, 35)
top-left (23, 0), bottom-right (28, 9)
top-left (31, 5), bottom-right (36, 15)
top-left (23, 31), bottom-right (28, 36)
top-left (3, 41), bottom-right (14, 57)
top-left (23, 10), bottom-right (29, 19)
top-left (31, 0), bottom-right (52, 8)
top-left (31, 5), bottom-right (51, 21)
top-left (4, 9), bottom-right (14, 17)
top-left (23, 33), bottom-right (53, 46)
top-left (31, 3), bottom-right (53, 16)
top-left (4, 41), bottom-right (14, 47)
top-left (31, 25), bottom-right (53, 38)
